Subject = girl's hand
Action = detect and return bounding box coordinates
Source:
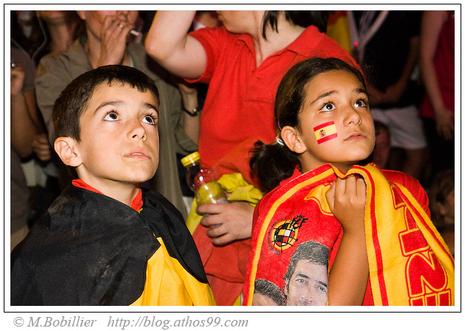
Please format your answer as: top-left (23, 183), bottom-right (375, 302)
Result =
top-left (325, 175), bottom-right (366, 235)
top-left (326, 175), bottom-right (369, 305)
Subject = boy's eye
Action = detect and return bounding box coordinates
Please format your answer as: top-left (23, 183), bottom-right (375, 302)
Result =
top-left (142, 114), bottom-right (158, 125)
top-left (320, 102), bottom-right (335, 112)
top-left (103, 111), bottom-right (119, 121)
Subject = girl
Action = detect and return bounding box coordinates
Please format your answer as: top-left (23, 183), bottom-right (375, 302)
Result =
top-left (244, 57), bottom-right (454, 306)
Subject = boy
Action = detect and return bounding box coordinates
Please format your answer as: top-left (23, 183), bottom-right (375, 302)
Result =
top-left (11, 65), bottom-right (214, 306)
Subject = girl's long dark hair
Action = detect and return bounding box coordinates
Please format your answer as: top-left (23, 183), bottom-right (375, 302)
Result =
top-left (250, 57), bottom-right (367, 193)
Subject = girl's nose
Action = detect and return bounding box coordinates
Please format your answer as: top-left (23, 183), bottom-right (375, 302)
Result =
top-left (345, 107), bottom-right (362, 126)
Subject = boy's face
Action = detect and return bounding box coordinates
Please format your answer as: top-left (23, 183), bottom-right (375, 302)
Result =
top-left (74, 82), bottom-right (159, 188)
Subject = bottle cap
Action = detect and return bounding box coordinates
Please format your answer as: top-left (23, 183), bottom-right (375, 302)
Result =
top-left (181, 151), bottom-right (200, 167)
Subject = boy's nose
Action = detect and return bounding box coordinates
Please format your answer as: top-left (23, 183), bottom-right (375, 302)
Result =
top-left (129, 122), bottom-right (147, 141)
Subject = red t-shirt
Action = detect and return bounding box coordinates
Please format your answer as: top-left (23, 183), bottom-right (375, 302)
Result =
top-left (189, 26), bottom-right (358, 183)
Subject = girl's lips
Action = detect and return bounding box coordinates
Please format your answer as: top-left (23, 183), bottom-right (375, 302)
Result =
top-left (344, 132), bottom-right (366, 141)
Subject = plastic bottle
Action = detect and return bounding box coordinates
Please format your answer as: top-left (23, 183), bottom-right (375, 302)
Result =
top-left (181, 152), bottom-right (227, 205)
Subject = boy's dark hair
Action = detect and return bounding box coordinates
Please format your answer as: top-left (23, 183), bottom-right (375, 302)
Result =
top-left (262, 11), bottom-right (329, 40)
top-left (250, 57), bottom-right (366, 193)
top-left (52, 65), bottom-right (159, 141)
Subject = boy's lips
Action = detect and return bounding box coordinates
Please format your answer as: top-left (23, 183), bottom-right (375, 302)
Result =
top-left (124, 151), bottom-right (151, 159)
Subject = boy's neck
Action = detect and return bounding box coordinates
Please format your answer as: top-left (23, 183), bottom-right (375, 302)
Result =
top-left (76, 177), bottom-right (140, 207)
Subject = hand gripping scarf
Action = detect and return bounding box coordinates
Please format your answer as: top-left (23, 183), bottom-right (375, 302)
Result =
top-left (244, 163), bottom-right (454, 306)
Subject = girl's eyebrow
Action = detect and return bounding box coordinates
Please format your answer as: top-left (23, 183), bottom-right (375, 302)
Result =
top-left (355, 87), bottom-right (368, 95)
top-left (309, 86), bottom-right (368, 105)
top-left (309, 90), bottom-right (336, 105)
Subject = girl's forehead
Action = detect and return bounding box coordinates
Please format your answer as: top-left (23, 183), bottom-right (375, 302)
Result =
top-left (304, 70), bottom-right (364, 95)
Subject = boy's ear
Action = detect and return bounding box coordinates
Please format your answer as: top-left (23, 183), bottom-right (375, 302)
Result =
top-left (281, 126), bottom-right (307, 154)
top-left (54, 137), bottom-right (82, 167)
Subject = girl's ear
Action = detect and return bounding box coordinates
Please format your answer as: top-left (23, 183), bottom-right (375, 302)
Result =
top-left (281, 126), bottom-right (307, 154)
top-left (54, 137), bottom-right (82, 167)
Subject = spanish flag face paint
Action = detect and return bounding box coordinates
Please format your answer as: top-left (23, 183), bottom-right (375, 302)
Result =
top-left (313, 121), bottom-right (338, 144)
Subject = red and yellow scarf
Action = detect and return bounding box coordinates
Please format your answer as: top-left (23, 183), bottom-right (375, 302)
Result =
top-left (244, 164), bottom-right (454, 306)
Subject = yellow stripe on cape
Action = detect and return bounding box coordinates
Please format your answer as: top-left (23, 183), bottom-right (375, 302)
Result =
top-left (131, 237), bottom-right (215, 306)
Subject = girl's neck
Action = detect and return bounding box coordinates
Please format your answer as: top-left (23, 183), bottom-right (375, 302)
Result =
top-left (302, 161), bottom-right (356, 175)
top-left (252, 16), bottom-right (305, 66)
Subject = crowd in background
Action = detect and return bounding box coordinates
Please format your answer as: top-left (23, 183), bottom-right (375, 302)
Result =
top-left (10, 10), bottom-right (455, 301)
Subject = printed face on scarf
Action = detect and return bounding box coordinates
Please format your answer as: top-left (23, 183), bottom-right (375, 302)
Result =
top-left (285, 259), bottom-right (328, 306)
top-left (73, 82), bottom-right (159, 189)
top-left (291, 70), bottom-right (375, 173)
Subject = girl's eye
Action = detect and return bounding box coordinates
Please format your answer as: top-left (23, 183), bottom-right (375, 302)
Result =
top-left (320, 102), bottom-right (335, 112)
top-left (143, 114), bottom-right (158, 125)
top-left (103, 111), bottom-right (119, 121)
top-left (354, 98), bottom-right (368, 108)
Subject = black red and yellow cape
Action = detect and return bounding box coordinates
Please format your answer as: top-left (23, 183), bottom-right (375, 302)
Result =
top-left (11, 185), bottom-right (214, 305)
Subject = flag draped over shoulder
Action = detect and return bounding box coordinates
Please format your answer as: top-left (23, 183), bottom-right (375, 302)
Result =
top-left (244, 163), bottom-right (454, 306)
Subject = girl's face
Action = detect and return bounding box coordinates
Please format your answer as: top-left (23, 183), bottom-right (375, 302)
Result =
top-left (289, 69), bottom-right (375, 173)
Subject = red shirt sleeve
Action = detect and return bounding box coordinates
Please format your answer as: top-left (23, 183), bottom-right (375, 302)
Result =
top-left (188, 27), bottom-right (234, 83)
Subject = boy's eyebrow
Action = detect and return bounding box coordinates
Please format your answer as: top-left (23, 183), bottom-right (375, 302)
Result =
top-left (143, 102), bottom-right (159, 114)
top-left (93, 101), bottom-right (159, 114)
top-left (93, 101), bottom-right (123, 114)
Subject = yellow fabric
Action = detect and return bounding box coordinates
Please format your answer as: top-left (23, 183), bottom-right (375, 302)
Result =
top-left (131, 237), bottom-right (215, 306)
top-left (335, 164), bottom-right (454, 305)
top-left (327, 12), bottom-right (352, 52)
top-left (186, 173), bottom-right (263, 233)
